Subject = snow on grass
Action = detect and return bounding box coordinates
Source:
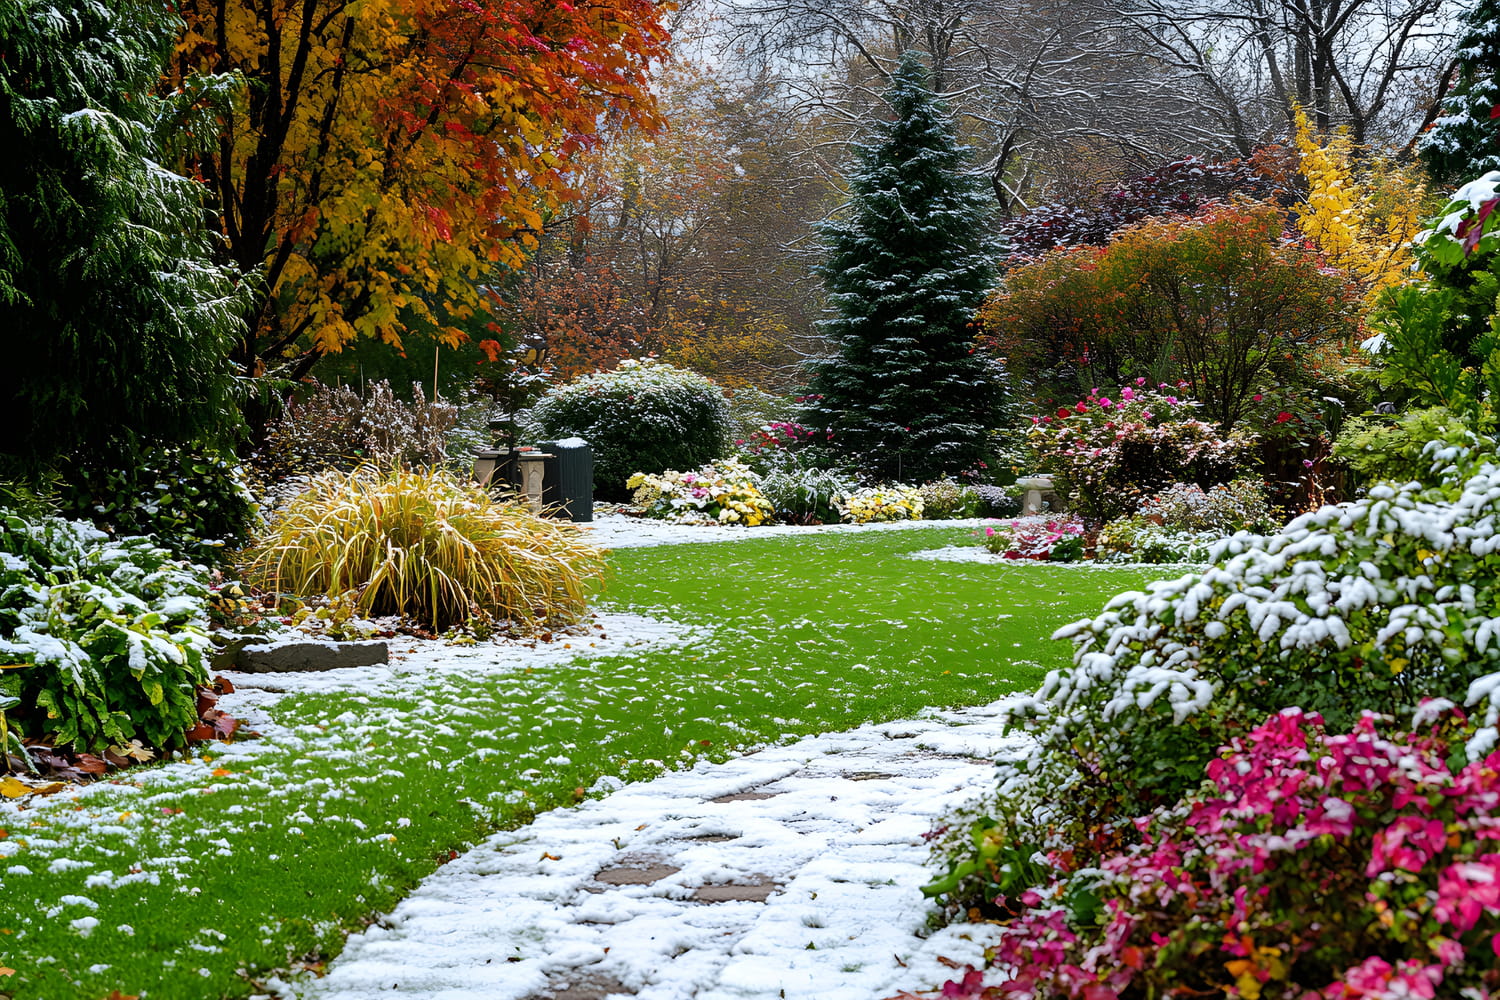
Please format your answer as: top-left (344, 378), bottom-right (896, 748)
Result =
top-left (0, 520), bottom-right (1162, 1000)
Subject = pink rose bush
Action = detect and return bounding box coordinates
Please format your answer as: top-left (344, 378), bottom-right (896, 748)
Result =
top-left (905, 709), bottom-right (1500, 1000)
top-left (1026, 384), bottom-right (1250, 523)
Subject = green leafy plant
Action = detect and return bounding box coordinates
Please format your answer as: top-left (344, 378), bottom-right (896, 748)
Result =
top-left (242, 464), bottom-right (607, 630)
top-left (53, 444), bottom-right (258, 564)
top-left (1364, 174), bottom-right (1500, 423)
top-left (1333, 406), bottom-right (1486, 489)
top-left (756, 466), bottom-right (854, 524)
top-left (532, 358), bottom-right (733, 499)
top-left (0, 513), bottom-right (211, 755)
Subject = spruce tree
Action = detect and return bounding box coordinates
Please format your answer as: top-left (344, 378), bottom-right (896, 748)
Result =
top-left (800, 51), bottom-right (1005, 483)
top-left (1420, 0), bottom-right (1500, 184)
top-left (0, 0), bottom-right (250, 475)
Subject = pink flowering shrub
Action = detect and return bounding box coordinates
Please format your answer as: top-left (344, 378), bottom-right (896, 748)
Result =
top-left (906, 709), bottom-right (1500, 1000)
top-left (1026, 382), bottom-right (1251, 523)
top-left (979, 517), bottom-right (1086, 561)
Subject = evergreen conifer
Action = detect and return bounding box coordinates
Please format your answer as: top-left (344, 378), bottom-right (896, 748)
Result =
top-left (800, 52), bottom-right (1005, 482)
top-left (1420, 1), bottom-right (1500, 184)
top-left (0, 0), bottom-right (251, 475)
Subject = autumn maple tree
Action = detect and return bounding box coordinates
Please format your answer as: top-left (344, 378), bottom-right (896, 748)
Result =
top-left (165, 0), bottom-right (670, 387)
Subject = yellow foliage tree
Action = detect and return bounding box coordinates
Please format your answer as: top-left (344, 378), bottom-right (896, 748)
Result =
top-left (1292, 105), bottom-right (1427, 299)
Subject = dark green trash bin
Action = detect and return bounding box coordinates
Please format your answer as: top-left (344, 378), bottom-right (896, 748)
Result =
top-left (539, 438), bottom-right (594, 522)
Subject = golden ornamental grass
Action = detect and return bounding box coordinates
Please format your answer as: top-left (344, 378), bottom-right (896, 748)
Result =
top-left (242, 465), bottom-right (608, 630)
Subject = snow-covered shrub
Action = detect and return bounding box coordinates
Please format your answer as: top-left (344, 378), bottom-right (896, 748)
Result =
top-left (532, 359), bottom-right (732, 499)
top-left (839, 485), bottom-right (923, 524)
top-left (259, 379), bottom-right (458, 477)
top-left (973, 484), bottom-right (1022, 519)
top-left (757, 466), bottom-right (853, 525)
top-left (919, 477), bottom-right (981, 519)
top-left (1011, 444), bottom-right (1500, 820)
top-left (979, 517), bottom-right (1085, 561)
top-left (0, 513), bottom-right (211, 755)
top-left (1027, 384), bottom-right (1250, 523)
top-left (1096, 478), bottom-right (1275, 563)
top-left (626, 458), bottom-right (774, 526)
top-left (242, 465), bottom-right (606, 631)
top-left (919, 709), bottom-right (1500, 1000)
top-left (1135, 478), bottom-right (1275, 533)
top-left (1094, 517), bottom-right (1216, 564)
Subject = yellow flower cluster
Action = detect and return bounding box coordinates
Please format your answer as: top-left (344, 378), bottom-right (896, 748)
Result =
top-left (626, 459), bottom-right (775, 526)
top-left (839, 485), bottom-right (924, 524)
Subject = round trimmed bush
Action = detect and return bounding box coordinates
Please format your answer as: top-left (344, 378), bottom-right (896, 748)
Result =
top-left (532, 359), bottom-right (733, 499)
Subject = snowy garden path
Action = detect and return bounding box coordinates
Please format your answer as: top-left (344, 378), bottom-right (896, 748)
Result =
top-left (286, 698), bottom-right (1023, 1000)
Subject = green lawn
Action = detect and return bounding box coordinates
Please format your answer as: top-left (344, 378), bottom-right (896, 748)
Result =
top-left (0, 526), bottom-right (1165, 1000)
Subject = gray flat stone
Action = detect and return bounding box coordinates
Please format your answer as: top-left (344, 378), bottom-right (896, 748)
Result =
top-left (692, 879), bottom-right (780, 903)
top-left (541, 971), bottom-right (632, 1000)
top-left (710, 790), bottom-right (779, 803)
top-left (594, 861), bottom-right (680, 886)
top-left (234, 640), bottom-right (389, 673)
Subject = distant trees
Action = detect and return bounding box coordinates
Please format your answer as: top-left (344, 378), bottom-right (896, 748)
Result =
top-left (495, 65), bottom-right (832, 390)
top-left (800, 54), bottom-right (1006, 481)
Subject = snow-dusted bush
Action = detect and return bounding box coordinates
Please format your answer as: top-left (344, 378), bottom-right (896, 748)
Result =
top-left (532, 359), bottom-right (732, 499)
top-left (1011, 443), bottom-right (1500, 818)
top-left (919, 477), bottom-right (981, 519)
top-left (627, 458), bottom-right (774, 526)
top-left (1096, 478), bottom-right (1276, 563)
top-left (259, 379), bottom-right (459, 477)
top-left (839, 485), bottom-right (923, 524)
top-left (757, 466), bottom-right (853, 525)
top-left (1136, 477), bottom-right (1275, 533)
top-left (0, 514), bottom-right (211, 757)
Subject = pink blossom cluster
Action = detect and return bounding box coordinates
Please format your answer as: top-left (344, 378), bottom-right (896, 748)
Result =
top-left (1023, 383), bottom-right (1247, 523)
top-left (735, 420), bottom-right (827, 454)
top-left (981, 518), bottom-right (1085, 560)
top-left (910, 709), bottom-right (1500, 1000)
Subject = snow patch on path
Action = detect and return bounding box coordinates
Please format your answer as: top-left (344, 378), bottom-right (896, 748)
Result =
top-left (284, 700), bottom-right (1029, 1000)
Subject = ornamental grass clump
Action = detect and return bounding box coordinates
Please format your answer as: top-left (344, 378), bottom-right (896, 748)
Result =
top-left (242, 466), bottom-right (606, 631)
